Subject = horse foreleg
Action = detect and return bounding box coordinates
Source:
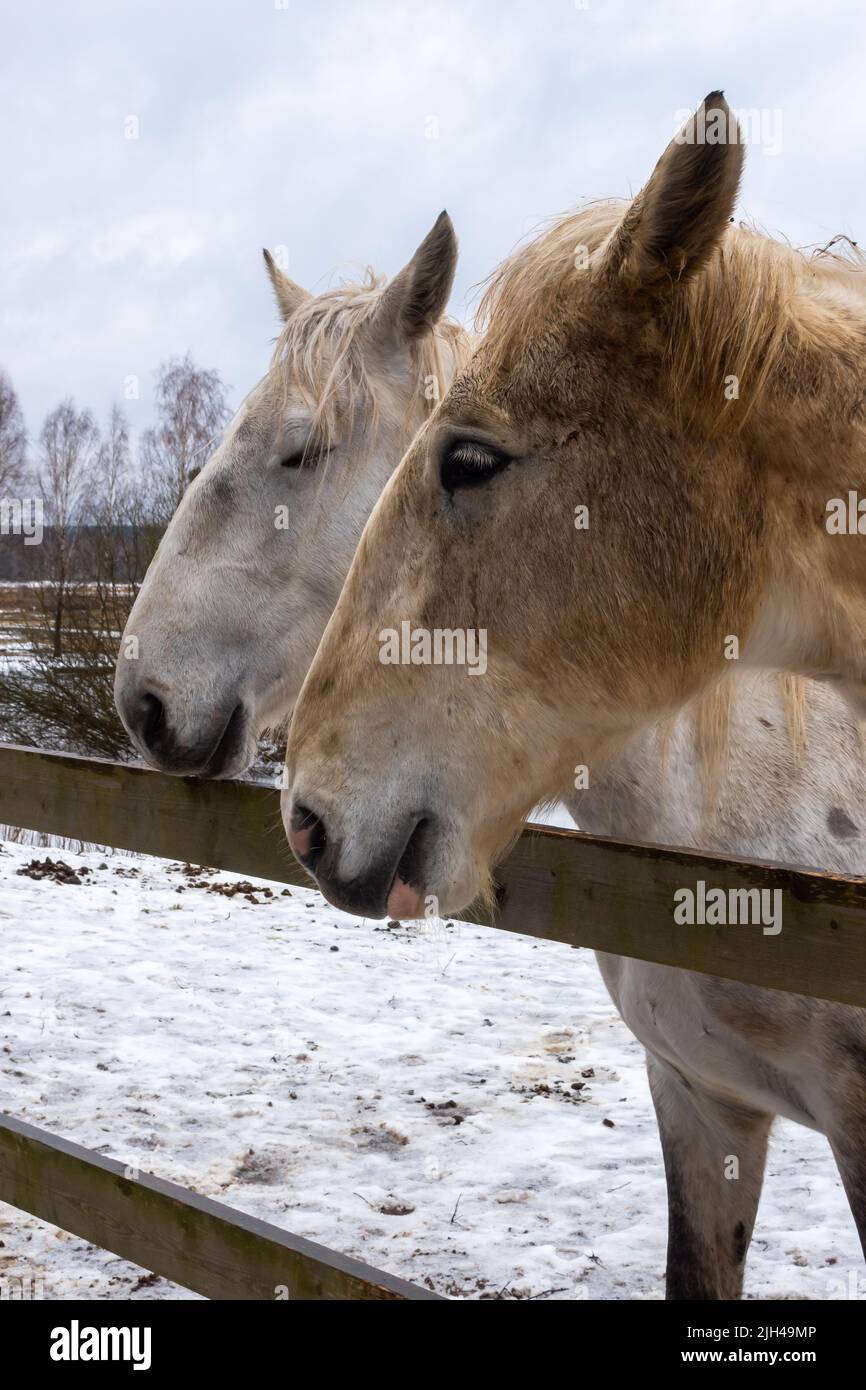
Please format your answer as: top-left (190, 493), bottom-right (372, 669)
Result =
top-left (827, 1098), bottom-right (866, 1264)
top-left (647, 1054), bottom-right (772, 1299)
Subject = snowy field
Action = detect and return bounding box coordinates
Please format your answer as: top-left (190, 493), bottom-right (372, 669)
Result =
top-left (0, 837), bottom-right (862, 1302)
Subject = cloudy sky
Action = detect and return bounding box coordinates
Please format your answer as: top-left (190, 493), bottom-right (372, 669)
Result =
top-left (4, 0), bottom-right (866, 442)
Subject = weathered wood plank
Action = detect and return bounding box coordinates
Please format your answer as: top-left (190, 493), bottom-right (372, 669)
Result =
top-left (2, 743), bottom-right (866, 1007)
top-left (490, 825), bottom-right (866, 1008)
top-left (0, 1113), bottom-right (442, 1301)
top-left (0, 741), bottom-right (307, 887)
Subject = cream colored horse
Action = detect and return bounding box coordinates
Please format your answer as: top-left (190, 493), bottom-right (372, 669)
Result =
top-left (283, 95), bottom-right (866, 1296)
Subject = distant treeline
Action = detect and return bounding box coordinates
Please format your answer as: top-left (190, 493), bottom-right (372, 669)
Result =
top-left (0, 354), bottom-right (231, 759)
top-left (0, 524), bottom-right (162, 583)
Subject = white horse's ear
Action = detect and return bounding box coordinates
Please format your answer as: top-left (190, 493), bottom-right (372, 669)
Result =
top-left (373, 211), bottom-right (458, 347)
top-left (262, 249), bottom-right (310, 322)
top-left (598, 92), bottom-right (744, 290)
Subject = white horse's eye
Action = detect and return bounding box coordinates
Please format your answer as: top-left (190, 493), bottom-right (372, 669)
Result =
top-left (280, 445), bottom-right (320, 470)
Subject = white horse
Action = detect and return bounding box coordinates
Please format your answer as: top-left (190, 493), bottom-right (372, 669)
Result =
top-left (118, 209), bottom-right (866, 1299)
top-left (116, 213), bottom-right (467, 775)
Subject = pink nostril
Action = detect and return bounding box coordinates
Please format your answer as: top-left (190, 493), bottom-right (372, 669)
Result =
top-left (288, 804), bottom-right (327, 865)
top-left (288, 822), bottom-right (315, 858)
top-left (386, 877), bottom-right (425, 920)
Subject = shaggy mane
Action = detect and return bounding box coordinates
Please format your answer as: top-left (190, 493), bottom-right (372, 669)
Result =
top-left (269, 269), bottom-right (470, 451)
top-left (477, 200), bottom-right (866, 431)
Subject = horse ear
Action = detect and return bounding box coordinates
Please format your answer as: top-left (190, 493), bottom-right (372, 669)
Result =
top-left (373, 211), bottom-right (458, 347)
top-left (599, 92), bottom-right (744, 290)
top-left (262, 249), bottom-right (310, 322)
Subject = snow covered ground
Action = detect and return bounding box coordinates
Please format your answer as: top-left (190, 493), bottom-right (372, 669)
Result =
top-left (0, 837), bottom-right (862, 1301)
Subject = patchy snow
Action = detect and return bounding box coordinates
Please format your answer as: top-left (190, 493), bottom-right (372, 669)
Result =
top-left (0, 838), bottom-right (861, 1301)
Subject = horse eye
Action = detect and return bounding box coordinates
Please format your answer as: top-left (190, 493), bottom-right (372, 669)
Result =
top-left (280, 447), bottom-right (317, 469)
top-left (440, 440), bottom-right (512, 492)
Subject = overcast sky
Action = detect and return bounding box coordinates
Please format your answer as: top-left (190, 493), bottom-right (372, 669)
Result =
top-left (4, 0), bottom-right (866, 443)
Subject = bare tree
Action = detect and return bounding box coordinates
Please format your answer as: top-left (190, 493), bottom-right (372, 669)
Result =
top-left (0, 369), bottom-right (27, 495)
top-left (0, 360), bottom-right (230, 761)
top-left (37, 399), bottom-right (100, 656)
top-left (91, 403), bottom-right (133, 622)
top-left (140, 353), bottom-right (231, 524)
top-left (91, 403), bottom-right (160, 639)
top-left (98, 402), bottom-right (130, 522)
top-left (0, 402), bottom-right (164, 759)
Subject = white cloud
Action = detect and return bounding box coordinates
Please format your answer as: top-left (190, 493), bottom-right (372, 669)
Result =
top-left (1, 0), bottom-right (864, 433)
top-left (89, 214), bottom-right (204, 269)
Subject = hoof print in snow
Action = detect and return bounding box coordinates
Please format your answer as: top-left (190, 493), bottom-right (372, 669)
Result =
top-left (378, 1197), bottom-right (415, 1216)
top-left (231, 1147), bottom-right (291, 1185)
top-left (351, 1124), bottom-right (409, 1151)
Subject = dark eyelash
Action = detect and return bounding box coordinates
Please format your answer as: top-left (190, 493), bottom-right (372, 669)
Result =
top-left (452, 444), bottom-right (494, 469)
top-left (440, 439), bottom-right (512, 492)
top-left (280, 444), bottom-right (327, 469)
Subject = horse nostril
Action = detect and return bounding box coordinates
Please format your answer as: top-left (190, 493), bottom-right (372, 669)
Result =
top-left (289, 803), bottom-right (328, 867)
top-left (140, 692), bottom-right (166, 751)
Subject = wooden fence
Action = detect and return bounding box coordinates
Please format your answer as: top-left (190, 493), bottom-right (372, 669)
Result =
top-left (2, 740), bottom-right (866, 1299)
top-left (0, 1114), bottom-right (441, 1300)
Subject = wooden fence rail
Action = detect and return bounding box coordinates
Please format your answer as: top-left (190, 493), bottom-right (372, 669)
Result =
top-left (3, 739), bottom-right (866, 1299)
top-left (2, 742), bottom-right (866, 1007)
top-left (0, 1114), bottom-right (441, 1300)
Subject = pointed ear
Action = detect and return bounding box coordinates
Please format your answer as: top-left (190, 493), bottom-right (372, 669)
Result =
top-left (372, 211), bottom-right (458, 348)
top-left (262, 248), bottom-right (310, 322)
top-left (599, 92), bottom-right (744, 290)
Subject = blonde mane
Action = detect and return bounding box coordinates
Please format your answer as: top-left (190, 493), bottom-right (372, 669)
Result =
top-left (477, 200), bottom-right (866, 432)
top-left (269, 269), bottom-right (471, 453)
